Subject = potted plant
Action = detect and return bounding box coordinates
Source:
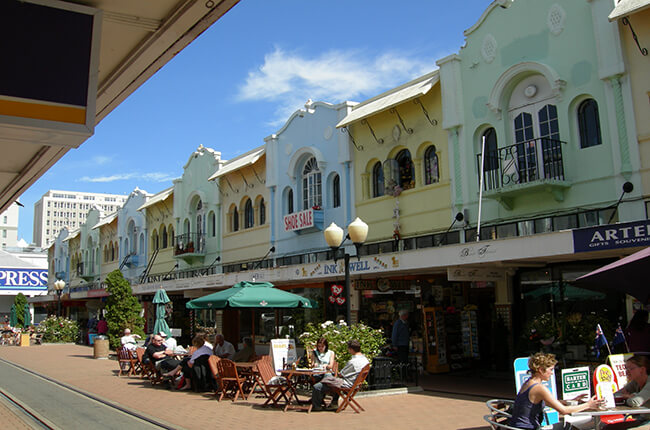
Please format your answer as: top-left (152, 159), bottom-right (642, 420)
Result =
top-left (526, 312), bottom-right (559, 345)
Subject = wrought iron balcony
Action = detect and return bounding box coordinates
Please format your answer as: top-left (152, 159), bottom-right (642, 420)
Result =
top-left (174, 232), bottom-right (206, 265)
top-left (476, 137), bottom-right (571, 209)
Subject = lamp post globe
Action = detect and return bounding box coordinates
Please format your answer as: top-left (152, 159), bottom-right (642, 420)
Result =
top-left (54, 279), bottom-right (65, 317)
top-left (324, 222), bottom-right (344, 248)
top-left (347, 217), bottom-right (368, 244)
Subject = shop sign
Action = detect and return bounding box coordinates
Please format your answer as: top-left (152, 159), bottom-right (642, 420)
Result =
top-left (447, 267), bottom-right (506, 282)
top-left (573, 220), bottom-right (650, 252)
top-left (87, 289), bottom-right (109, 298)
top-left (608, 353), bottom-right (633, 387)
top-left (561, 367), bottom-right (590, 400)
top-left (284, 209), bottom-right (315, 232)
top-left (354, 279), bottom-right (414, 291)
top-left (0, 268), bottom-right (47, 290)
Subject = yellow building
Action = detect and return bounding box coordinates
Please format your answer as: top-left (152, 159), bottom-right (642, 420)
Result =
top-left (338, 71), bottom-right (454, 245)
top-left (96, 214), bottom-right (119, 280)
top-left (138, 187), bottom-right (176, 281)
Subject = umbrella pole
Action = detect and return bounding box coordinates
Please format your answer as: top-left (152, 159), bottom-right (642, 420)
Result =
top-left (251, 309), bottom-right (255, 347)
top-left (275, 310), bottom-right (279, 338)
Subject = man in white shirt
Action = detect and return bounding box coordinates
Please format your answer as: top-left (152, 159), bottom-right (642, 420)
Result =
top-left (311, 339), bottom-right (369, 411)
top-left (160, 331), bottom-right (178, 350)
top-left (120, 329), bottom-right (141, 356)
top-left (213, 334), bottom-right (235, 359)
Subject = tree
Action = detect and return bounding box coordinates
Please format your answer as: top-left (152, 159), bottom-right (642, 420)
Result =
top-left (14, 293), bottom-right (27, 328)
top-left (104, 270), bottom-right (144, 349)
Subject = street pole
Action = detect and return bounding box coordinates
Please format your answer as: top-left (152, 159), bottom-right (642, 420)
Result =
top-left (344, 252), bottom-right (351, 325)
top-left (57, 290), bottom-right (62, 317)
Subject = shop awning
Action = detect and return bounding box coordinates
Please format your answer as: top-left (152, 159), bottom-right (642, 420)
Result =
top-left (336, 71), bottom-right (439, 128)
top-left (609, 0), bottom-right (650, 20)
top-left (208, 146), bottom-right (265, 181)
top-left (137, 186), bottom-right (173, 211)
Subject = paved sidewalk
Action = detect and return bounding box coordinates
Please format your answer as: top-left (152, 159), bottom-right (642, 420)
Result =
top-left (0, 345), bottom-right (491, 430)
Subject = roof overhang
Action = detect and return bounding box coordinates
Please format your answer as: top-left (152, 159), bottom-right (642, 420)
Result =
top-left (0, 0), bottom-right (239, 213)
top-left (336, 71), bottom-right (439, 128)
top-left (208, 146), bottom-right (265, 181)
top-left (138, 186), bottom-right (173, 211)
top-left (609, 0), bottom-right (650, 20)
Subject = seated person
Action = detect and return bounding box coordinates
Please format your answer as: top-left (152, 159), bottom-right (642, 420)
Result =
top-left (145, 334), bottom-right (179, 373)
top-left (232, 337), bottom-right (255, 362)
top-left (160, 332), bottom-right (177, 350)
top-left (196, 331), bottom-right (213, 349)
top-left (213, 334), bottom-right (235, 359)
top-left (120, 328), bottom-right (141, 355)
top-left (311, 339), bottom-right (369, 411)
top-left (311, 337), bottom-right (336, 372)
top-left (509, 352), bottom-right (602, 429)
top-left (607, 355), bottom-right (650, 429)
top-left (163, 334), bottom-right (213, 390)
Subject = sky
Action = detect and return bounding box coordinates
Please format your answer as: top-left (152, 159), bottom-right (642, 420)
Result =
top-left (17, 0), bottom-right (491, 243)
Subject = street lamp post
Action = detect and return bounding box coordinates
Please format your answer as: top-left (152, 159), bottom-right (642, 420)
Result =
top-left (323, 217), bottom-right (369, 325)
top-left (54, 279), bottom-right (65, 317)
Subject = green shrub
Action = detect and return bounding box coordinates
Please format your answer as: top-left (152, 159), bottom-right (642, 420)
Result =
top-left (299, 320), bottom-right (385, 365)
top-left (105, 270), bottom-right (144, 349)
top-left (36, 316), bottom-right (79, 343)
top-left (14, 293), bottom-right (27, 328)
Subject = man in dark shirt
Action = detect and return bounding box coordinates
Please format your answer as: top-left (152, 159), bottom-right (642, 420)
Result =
top-left (392, 310), bottom-right (410, 364)
top-left (145, 334), bottom-right (178, 371)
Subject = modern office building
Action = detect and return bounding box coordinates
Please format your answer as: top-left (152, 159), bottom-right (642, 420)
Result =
top-left (33, 190), bottom-right (127, 248)
top-left (0, 202), bottom-right (20, 249)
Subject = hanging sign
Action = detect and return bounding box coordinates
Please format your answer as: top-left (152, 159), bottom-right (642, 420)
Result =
top-left (573, 220), bottom-right (650, 252)
top-left (284, 209), bottom-right (315, 232)
top-left (561, 367), bottom-right (591, 400)
top-left (269, 338), bottom-right (297, 375)
top-left (328, 284), bottom-right (345, 305)
top-left (447, 267), bottom-right (506, 282)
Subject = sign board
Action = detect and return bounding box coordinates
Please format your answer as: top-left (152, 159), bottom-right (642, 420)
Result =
top-left (0, 268), bottom-right (47, 291)
top-left (284, 209), bottom-right (315, 232)
top-left (561, 367), bottom-right (591, 400)
top-left (269, 338), bottom-right (297, 375)
top-left (447, 267), bottom-right (507, 282)
top-left (514, 357), bottom-right (559, 427)
top-left (608, 353), bottom-right (633, 388)
top-left (573, 220), bottom-right (650, 252)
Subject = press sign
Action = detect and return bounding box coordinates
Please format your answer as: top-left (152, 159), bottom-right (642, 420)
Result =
top-left (561, 367), bottom-right (590, 400)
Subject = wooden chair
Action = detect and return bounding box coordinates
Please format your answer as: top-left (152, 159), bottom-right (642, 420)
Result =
top-left (256, 355), bottom-right (291, 408)
top-left (136, 347), bottom-right (163, 384)
top-left (328, 364), bottom-right (370, 413)
top-left (117, 346), bottom-right (139, 377)
top-left (216, 359), bottom-right (247, 402)
top-left (207, 355), bottom-right (222, 396)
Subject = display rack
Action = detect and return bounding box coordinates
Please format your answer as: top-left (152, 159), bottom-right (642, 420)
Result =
top-left (461, 310), bottom-right (480, 359)
top-left (423, 307), bottom-right (449, 373)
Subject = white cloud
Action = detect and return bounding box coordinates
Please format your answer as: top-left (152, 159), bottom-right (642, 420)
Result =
top-left (92, 155), bottom-right (113, 165)
top-left (79, 172), bottom-right (175, 183)
top-left (237, 47), bottom-right (436, 125)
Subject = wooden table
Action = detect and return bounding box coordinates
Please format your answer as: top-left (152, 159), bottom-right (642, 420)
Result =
top-left (235, 362), bottom-right (259, 395)
top-left (572, 406), bottom-right (650, 426)
top-left (279, 369), bottom-right (329, 413)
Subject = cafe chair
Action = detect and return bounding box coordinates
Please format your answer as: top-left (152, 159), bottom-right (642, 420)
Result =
top-left (117, 346), bottom-right (140, 377)
top-left (483, 414), bottom-right (526, 430)
top-left (486, 399), bottom-right (514, 418)
top-left (256, 356), bottom-right (291, 408)
top-left (328, 364), bottom-right (371, 413)
top-left (216, 359), bottom-right (247, 402)
top-left (207, 355), bottom-right (222, 396)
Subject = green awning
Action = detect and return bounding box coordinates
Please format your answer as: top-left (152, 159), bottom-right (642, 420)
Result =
top-left (186, 281), bottom-right (318, 310)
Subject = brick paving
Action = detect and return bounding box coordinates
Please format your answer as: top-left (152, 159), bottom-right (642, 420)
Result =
top-left (0, 345), bottom-right (491, 430)
top-left (0, 399), bottom-right (33, 430)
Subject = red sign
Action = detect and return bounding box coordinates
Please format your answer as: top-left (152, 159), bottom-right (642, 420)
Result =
top-left (283, 209), bottom-right (314, 232)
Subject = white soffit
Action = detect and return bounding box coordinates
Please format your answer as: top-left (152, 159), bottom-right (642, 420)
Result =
top-left (208, 146), bottom-right (265, 181)
top-left (92, 212), bottom-right (118, 230)
top-left (137, 187), bottom-right (173, 211)
top-left (336, 71), bottom-right (439, 128)
top-left (609, 0), bottom-right (650, 20)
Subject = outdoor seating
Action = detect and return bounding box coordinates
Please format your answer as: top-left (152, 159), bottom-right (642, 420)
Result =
top-left (257, 355), bottom-right (291, 408)
top-left (117, 346), bottom-right (140, 377)
top-left (216, 359), bottom-right (247, 402)
top-left (485, 399), bottom-right (514, 418)
top-left (207, 355), bottom-right (222, 394)
top-left (483, 414), bottom-right (525, 430)
top-left (327, 363), bottom-right (371, 413)
top-left (33, 333), bottom-right (44, 345)
top-left (136, 347), bottom-right (163, 384)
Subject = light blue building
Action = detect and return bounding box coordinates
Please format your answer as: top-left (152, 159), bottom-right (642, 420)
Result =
top-left (116, 188), bottom-right (151, 283)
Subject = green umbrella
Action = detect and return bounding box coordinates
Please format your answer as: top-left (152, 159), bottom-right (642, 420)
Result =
top-left (9, 304), bottom-right (17, 327)
top-left (23, 304), bottom-right (31, 327)
top-left (152, 288), bottom-right (171, 338)
top-left (524, 284), bottom-right (606, 301)
top-left (186, 281), bottom-right (318, 310)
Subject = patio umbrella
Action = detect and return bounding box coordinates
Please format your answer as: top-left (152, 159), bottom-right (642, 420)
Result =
top-left (523, 284), bottom-right (606, 301)
top-left (9, 304), bottom-right (16, 327)
top-left (23, 304), bottom-right (31, 327)
top-left (152, 288), bottom-right (171, 338)
top-left (575, 246), bottom-right (650, 304)
top-left (186, 281), bottom-right (318, 345)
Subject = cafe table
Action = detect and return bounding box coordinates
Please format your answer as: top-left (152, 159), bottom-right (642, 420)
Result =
top-left (235, 362), bottom-right (260, 394)
top-left (279, 368), bottom-right (329, 412)
top-left (572, 406), bottom-right (650, 427)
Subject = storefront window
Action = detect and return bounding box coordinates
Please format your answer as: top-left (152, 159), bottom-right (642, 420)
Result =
top-left (518, 220), bottom-right (535, 236)
top-left (496, 223), bottom-right (517, 238)
top-left (534, 217), bottom-right (553, 233)
top-left (553, 214), bottom-right (578, 231)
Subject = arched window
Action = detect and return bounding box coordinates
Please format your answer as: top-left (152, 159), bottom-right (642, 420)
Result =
top-left (396, 149), bottom-right (414, 189)
top-left (161, 226), bottom-right (168, 248)
top-left (152, 230), bottom-right (159, 251)
top-left (424, 146), bottom-right (439, 184)
top-left (578, 99), bottom-right (602, 148)
top-left (209, 212), bottom-right (216, 237)
top-left (372, 162), bottom-right (384, 198)
top-left (244, 199), bottom-right (254, 229)
top-left (302, 157), bottom-right (322, 210)
top-left (332, 174), bottom-right (341, 208)
top-left (232, 207), bottom-right (239, 232)
top-left (259, 198), bottom-right (266, 225)
top-left (480, 127), bottom-right (500, 190)
top-left (287, 189), bottom-right (294, 214)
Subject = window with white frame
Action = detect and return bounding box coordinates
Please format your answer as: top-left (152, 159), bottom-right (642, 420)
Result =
top-left (302, 157), bottom-right (322, 209)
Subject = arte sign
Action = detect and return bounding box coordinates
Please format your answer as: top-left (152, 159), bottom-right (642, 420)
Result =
top-left (0, 268), bottom-right (47, 290)
top-left (573, 220), bottom-right (650, 252)
top-left (284, 209), bottom-right (315, 232)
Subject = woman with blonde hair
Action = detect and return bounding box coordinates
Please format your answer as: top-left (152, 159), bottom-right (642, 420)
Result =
top-left (509, 352), bottom-right (602, 429)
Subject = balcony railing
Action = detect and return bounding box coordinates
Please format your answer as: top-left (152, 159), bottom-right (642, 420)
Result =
top-left (477, 138), bottom-right (566, 191)
top-left (174, 233), bottom-right (206, 256)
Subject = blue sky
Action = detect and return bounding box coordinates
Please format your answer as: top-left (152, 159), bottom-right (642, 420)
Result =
top-left (17, 0), bottom-right (491, 243)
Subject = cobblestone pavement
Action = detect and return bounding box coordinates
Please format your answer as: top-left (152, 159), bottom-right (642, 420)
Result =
top-left (0, 345), bottom-right (491, 430)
